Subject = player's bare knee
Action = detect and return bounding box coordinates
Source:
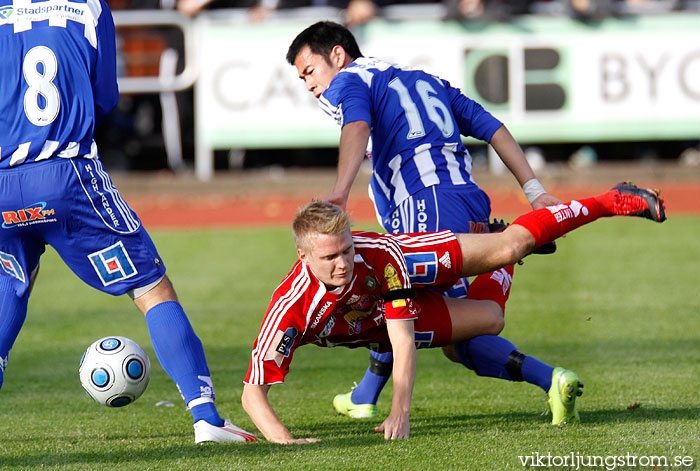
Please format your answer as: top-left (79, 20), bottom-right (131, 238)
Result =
top-left (132, 275), bottom-right (178, 315)
top-left (495, 239), bottom-right (524, 266)
top-left (503, 226), bottom-right (535, 260)
top-left (484, 301), bottom-right (505, 335)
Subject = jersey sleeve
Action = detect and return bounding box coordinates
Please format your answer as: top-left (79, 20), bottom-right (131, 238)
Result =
top-left (93, 0), bottom-right (119, 124)
top-left (320, 70), bottom-right (372, 128)
top-left (369, 235), bottom-right (417, 321)
top-left (244, 270), bottom-right (310, 385)
top-left (443, 79), bottom-right (503, 142)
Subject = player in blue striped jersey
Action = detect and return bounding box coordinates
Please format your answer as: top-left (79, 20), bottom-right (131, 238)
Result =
top-left (0, 0), bottom-right (255, 443)
top-left (286, 21), bottom-right (573, 423)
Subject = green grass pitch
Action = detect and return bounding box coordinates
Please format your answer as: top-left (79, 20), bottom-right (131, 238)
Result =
top-left (0, 217), bottom-right (698, 470)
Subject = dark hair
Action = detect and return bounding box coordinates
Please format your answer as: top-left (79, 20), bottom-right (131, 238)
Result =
top-left (286, 21), bottom-right (363, 66)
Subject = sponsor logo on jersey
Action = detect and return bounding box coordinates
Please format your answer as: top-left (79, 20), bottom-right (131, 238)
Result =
top-left (349, 294), bottom-right (374, 311)
top-left (344, 310), bottom-right (370, 325)
top-left (384, 263), bottom-right (402, 291)
top-left (0, 6), bottom-right (13, 19)
top-left (365, 276), bottom-right (377, 290)
top-left (10, 2), bottom-right (85, 21)
top-left (348, 319), bottom-right (362, 335)
top-left (275, 327), bottom-right (297, 355)
top-left (88, 241), bottom-right (137, 286)
top-left (264, 327), bottom-right (298, 367)
top-left (318, 315), bottom-right (335, 338)
top-left (0, 251), bottom-right (25, 283)
top-left (547, 200), bottom-right (589, 223)
top-left (2, 202), bottom-right (57, 229)
top-left (310, 301), bottom-right (333, 329)
top-left (490, 268), bottom-right (513, 295)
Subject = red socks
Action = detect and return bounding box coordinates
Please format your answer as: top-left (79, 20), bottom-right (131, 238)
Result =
top-left (511, 195), bottom-right (613, 248)
top-left (467, 264), bottom-right (515, 314)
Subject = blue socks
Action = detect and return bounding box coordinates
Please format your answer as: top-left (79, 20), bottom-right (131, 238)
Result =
top-left (145, 301), bottom-right (224, 426)
top-left (0, 277), bottom-right (29, 392)
top-left (454, 335), bottom-right (554, 392)
top-left (350, 335), bottom-right (555, 404)
top-left (352, 277), bottom-right (472, 405)
top-left (351, 350), bottom-right (393, 405)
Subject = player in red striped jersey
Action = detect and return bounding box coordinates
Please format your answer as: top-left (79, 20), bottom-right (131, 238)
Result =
top-left (242, 186), bottom-right (665, 443)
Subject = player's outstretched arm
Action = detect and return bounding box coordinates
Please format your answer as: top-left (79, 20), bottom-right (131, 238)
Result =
top-left (375, 319), bottom-right (416, 440)
top-left (489, 126), bottom-right (562, 210)
top-left (324, 120), bottom-right (371, 210)
top-left (241, 384), bottom-right (320, 444)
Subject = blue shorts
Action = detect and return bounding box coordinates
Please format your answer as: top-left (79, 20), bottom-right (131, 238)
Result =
top-left (380, 185), bottom-right (492, 298)
top-left (0, 158), bottom-right (166, 298)
top-left (381, 185), bottom-right (492, 234)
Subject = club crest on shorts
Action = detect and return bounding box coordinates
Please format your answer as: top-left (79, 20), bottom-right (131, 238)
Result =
top-left (88, 241), bottom-right (137, 286)
top-left (0, 251), bottom-right (25, 283)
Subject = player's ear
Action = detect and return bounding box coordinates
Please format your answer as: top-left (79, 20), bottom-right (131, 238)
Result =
top-left (297, 247), bottom-right (308, 264)
top-left (330, 45), bottom-right (348, 69)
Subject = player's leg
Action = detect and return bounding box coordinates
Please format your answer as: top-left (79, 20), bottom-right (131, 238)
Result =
top-left (443, 268), bottom-right (583, 424)
top-left (133, 276), bottom-right (257, 443)
top-left (45, 158), bottom-right (256, 442)
top-left (335, 187), bottom-right (486, 417)
top-left (0, 168), bottom-right (45, 393)
top-left (0, 275), bottom-right (30, 392)
top-left (0, 255), bottom-right (39, 393)
top-left (456, 183), bottom-right (666, 276)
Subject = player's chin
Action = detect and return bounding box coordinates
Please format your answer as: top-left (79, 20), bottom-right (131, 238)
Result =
top-left (333, 273), bottom-right (352, 286)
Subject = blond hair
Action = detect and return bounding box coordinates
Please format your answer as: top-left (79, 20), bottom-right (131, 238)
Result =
top-left (292, 200), bottom-right (352, 251)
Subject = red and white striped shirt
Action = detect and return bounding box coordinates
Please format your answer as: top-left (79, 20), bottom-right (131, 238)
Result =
top-left (244, 230), bottom-right (461, 385)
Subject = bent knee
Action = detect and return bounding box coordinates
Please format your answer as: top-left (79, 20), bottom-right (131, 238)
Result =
top-left (485, 302), bottom-right (505, 335)
top-left (493, 241), bottom-right (524, 267)
top-left (500, 226), bottom-right (534, 262)
top-left (442, 345), bottom-right (460, 363)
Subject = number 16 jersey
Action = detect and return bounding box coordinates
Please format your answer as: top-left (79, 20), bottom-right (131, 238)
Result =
top-left (318, 57), bottom-right (503, 221)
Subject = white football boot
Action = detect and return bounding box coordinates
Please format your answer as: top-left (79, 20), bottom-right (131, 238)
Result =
top-left (194, 419), bottom-right (259, 443)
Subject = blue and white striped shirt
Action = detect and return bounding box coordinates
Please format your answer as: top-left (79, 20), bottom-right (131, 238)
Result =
top-left (320, 57), bottom-right (503, 219)
top-left (0, 0), bottom-right (118, 169)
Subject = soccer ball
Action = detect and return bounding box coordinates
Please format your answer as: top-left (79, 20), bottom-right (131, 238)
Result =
top-left (79, 336), bottom-right (150, 407)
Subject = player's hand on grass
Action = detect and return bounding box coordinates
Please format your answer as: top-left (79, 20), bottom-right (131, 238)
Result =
top-left (266, 433), bottom-right (321, 445)
top-left (274, 437), bottom-right (321, 445)
top-left (375, 412), bottom-right (410, 440)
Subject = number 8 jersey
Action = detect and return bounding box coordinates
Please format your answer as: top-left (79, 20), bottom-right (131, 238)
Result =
top-left (0, 0), bottom-right (118, 169)
top-left (318, 57), bottom-right (503, 221)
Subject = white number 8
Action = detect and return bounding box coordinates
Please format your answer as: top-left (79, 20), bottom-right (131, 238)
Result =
top-left (23, 46), bottom-right (60, 127)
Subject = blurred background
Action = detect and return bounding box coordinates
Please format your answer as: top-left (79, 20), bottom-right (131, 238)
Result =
top-left (101, 0), bottom-right (700, 184)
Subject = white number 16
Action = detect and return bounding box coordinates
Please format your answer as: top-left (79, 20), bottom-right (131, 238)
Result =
top-left (388, 77), bottom-right (455, 140)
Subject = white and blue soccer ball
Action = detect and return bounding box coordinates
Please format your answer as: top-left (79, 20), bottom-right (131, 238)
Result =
top-left (79, 336), bottom-right (150, 408)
